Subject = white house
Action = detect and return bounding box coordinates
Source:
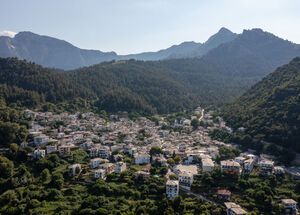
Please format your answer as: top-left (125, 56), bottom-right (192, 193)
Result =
top-left (274, 166), bottom-right (285, 175)
top-left (115, 162), bottom-right (127, 173)
top-left (201, 158), bottom-right (214, 173)
top-left (90, 158), bottom-right (102, 169)
top-left (166, 180), bottom-right (179, 198)
top-left (94, 169), bottom-right (106, 179)
top-left (134, 153), bottom-right (151, 165)
top-left (33, 149), bottom-right (46, 159)
top-left (68, 164), bottom-right (82, 177)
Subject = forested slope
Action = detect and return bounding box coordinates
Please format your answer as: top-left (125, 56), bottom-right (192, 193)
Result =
top-left (223, 57), bottom-right (300, 152)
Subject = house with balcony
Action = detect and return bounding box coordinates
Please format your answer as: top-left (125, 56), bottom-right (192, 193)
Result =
top-left (221, 160), bottom-right (242, 175)
top-left (258, 159), bottom-right (274, 176)
top-left (90, 158), bottom-right (102, 169)
top-left (178, 172), bottom-right (194, 188)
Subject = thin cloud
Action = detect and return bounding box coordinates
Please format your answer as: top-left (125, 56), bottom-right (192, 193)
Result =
top-left (0, 30), bottom-right (17, 38)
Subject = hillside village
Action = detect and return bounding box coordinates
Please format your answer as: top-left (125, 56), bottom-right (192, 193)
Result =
top-left (20, 107), bottom-right (299, 215)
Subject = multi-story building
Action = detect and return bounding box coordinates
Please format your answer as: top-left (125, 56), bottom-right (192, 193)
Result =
top-left (258, 159), bottom-right (274, 176)
top-left (94, 169), bottom-right (106, 180)
top-left (98, 146), bottom-right (111, 159)
top-left (221, 160), bottom-right (242, 175)
top-left (68, 164), bottom-right (81, 177)
top-left (58, 145), bottom-right (71, 157)
top-left (201, 158), bottom-right (214, 173)
top-left (281, 199), bottom-right (298, 215)
top-left (166, 180), bottom-right (179, 198)
top-left (90, 158), bottom-right (102, 169)
top-left (134, 153), bottom-right (151, 165)
top-left (178, 172), bottom-right (194, 188)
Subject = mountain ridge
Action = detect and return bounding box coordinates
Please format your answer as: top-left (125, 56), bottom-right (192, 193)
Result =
top-left (0, 27), bottom-right (242, 69)
top-left (223, 57), bottom-right (300, 152)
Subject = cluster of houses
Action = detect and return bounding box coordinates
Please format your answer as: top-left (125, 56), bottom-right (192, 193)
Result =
top-left (220, 153), bottom-right (286, 177)
top-left (22, 108), bottom-right (298, 215)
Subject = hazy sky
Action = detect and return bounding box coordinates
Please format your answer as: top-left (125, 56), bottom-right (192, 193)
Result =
top-left (0, 0), bottom-right (299, 54)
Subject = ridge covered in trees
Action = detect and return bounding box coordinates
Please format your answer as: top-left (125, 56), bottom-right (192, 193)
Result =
top-left (223, 57), bottom-right (300, 152)
top-left (0, 58), bottom-right (197, 114)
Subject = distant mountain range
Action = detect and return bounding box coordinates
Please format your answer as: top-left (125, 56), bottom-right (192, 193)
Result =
top-left (224, 57), bottom-right (300, 152)
top-left (0, 27), bottom-right (237, 69)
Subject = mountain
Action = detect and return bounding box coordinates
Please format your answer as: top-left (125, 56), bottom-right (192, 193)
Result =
top-left (0, 28), bottom-right (238, 69)
top-left (200, 28), bottom-right (300, 78)
top-left (188, 27), bottom-right (238, 58)
top-left (0, 32), bottom-right (118, 70)
top-left (121, 41), bottom-right (202, 61)
top-left (223, 57), bottom-right (300, 152)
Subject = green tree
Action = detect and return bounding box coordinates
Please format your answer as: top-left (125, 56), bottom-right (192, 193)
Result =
top-left (191, 119), bottom-right (199, 130)
top-left (0, 156), bottom-right (14, 179)
top-left (150, 146), bottom-right (162, 156)
top-left (40, 168), bottom-right (51, 184)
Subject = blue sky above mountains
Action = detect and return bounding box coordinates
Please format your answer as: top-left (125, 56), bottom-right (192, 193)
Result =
top-left (0, 0), bottom-right (299, 54)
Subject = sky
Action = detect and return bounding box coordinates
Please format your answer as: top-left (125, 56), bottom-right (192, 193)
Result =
top-left (0, 0), bottom-right (300, 54)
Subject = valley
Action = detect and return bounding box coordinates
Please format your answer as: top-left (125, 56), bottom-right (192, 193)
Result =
top-left (0, 21), bottom-right (300, 215)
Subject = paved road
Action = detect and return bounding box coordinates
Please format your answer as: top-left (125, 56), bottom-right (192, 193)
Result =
top-left (199, 109), bottom-right (204, 121)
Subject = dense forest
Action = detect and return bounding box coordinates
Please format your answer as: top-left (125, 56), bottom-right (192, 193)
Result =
top-left (223, 57), bottom-right (300, 152)
top-left (0, 57), bottom-right (256, 115)
top-left (0, 58), bottom-right (197, 114)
